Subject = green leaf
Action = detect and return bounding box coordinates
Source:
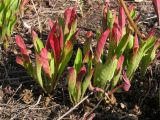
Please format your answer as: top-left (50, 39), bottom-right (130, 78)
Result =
top-left (115, 33), bottom-right (132, 58)
top-left (81, 68), bottom-right (93, 99)
top-left (58, 40), bottom-right (73, 79)
top-left (68, 67), bottom-right (77, 94)
top-left (35, 54), bottom-right (44, 90)
top-left (74, 48), bottom-right (82, 72)
top-left (48, 52), bottom-right (55, 79)
top-left (126, 36), bottom-right (157, 79)
top-left (140, 39), bottom-right (160, 75)
top-left (75, 66), bottom-right (86, 102)
top-left (94, 57), bottom-right (118, 89)
top-left (66, 19), bottom-right (77, 41)
top-left (126, 34), bottom-right (134, 49)
top-left (107, 10), bottom-right (114, 29)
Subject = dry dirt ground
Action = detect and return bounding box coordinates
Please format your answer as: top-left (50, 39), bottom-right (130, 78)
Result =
top-left (0, 0), bottom-right (159, 120)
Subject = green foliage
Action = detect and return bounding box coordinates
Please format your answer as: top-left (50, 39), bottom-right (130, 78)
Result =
top-left (67, 48), bottom-right (93, 104)
top-left (0, 0), bottom-right (21, 49)
top-left (16, 8), bottom-right (78, 94)
top-left (91, 4), bottom-right (160, 98)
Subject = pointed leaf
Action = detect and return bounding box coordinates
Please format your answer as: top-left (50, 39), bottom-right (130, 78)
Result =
top-left (59, 26), bottom-right (64, 50)
top-left (58, 40), bottom-right (73, 79)
top-left (35, 54), bottom-right (44, 90)
top-left (16, 56), bottom-right (24, 66)
top-left (117, 55), bottom-right (124, 71)
top-left (95, 29), bottom-right (110, 62)
top-left (76, 66), bottom-right (86, 101)
top-left (16, 35), bottom-right (28, 56)
top-left (112, 17), bottom-right (122, 45)
top-left (127, 35), bottom-right (157, 79)
top-left (94, 56), bottom-right (118, 89)
top-left (64, 7), bottom-right (77, 35)
top-left (83, 51), bottom-right (92, 64)
top-left (68, 67), bottom-right (77, 96)
top-left (46, 21), bottom-right (58, 50)
top-left (83, 31), bottom-right (93, 55)
top-left (119, 6), bottom-right (126, 34)
top-left (122, 71), bottom-right (131, 91)
top-left (49, 29), bottom-right (61, 65)
top-left (140, 39), bottom-right (160, 75)
top-left (81, 69), bottom-right (94, 99)
top-left (39, 48), bottom-right (51, 78)
top-left (74, 48), bottom-right (83, 72)
top-left (115, 33), bottom-right (132, 58)
top-left (111, 55), bottom-right (124, 88)
top-left (32, 30), bottom-right (44, 53)
top-left (133, 34), bottom-right (139, 55)
top-left (48, 18), bottom-right (54, 29)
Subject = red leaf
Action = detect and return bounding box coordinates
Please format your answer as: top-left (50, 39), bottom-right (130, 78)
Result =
top-left (122, 71), bottom-right (131, 91)
top-left (96, 29), bottom-right (110, 62)
top-left (48, 19), bottom-right (54, 29)
top-left (46, 20), bottom-right (58, 50)
top-left (64, 7), bottom-right (77, 29)
top-left (112, 17), bottom-right (121, 45)
top-left (112, 17), bottom-right (122, 45)
top-left (59, 26), bottom-right (64, 50)
top-left (76, 66), bottom-right (87, 89)
top-left (119, 6), bottom-right (126, 32)
top-left (49, 31), bottom-right (61, 65)
top-left (117, 55), bottom-right (124, 71)
top-left (152, 0), bottom-right (160, 25)
top-left (16, 35), bottom-right (30, 63)
top-left (31, 30), bottom-right (38, 48)
top-left (16, 35), bottom-right (28, 56)
top-left (39, 48), bottom-right (51, 78)
top-left (16, 56), bottom-right (24, 66)
top-left (133, 34), bottom-right (139, 55)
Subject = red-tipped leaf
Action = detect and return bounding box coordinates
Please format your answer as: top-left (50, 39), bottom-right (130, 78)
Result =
top-left (16, 56), bottom-right (24, 66)
top-left (112, 17), bottom-right (121, 45)
top-left (16, 35), bottom-right (28, 56)
top-left (46, 21), bottom-right (58, 50)
top-left (117, 55), bottom-right (124, 71)
top-left (122, 71), bottom-right (131, 91)
top-left (133, 34), bottom-right (139, 55)
top-left (59, 26), bottom-right (64, 50)
top-left (119, 6), bottom-right (126, 32)
top-left (68, 67), bottom-right (77, 95)
top-left (64, 7), bottom-right (77, 29)
top-left (96, 29), bottom-right (110, 62)
top-left (47, 25), bottom-right (61, 64)
top-left (39, 48), bottom-right (51, 78)
top-left (48, 19), bottom-right (54, 29)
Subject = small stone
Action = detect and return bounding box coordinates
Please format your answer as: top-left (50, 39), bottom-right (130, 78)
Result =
top-left (120, 103), bottom-right (126, 109)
